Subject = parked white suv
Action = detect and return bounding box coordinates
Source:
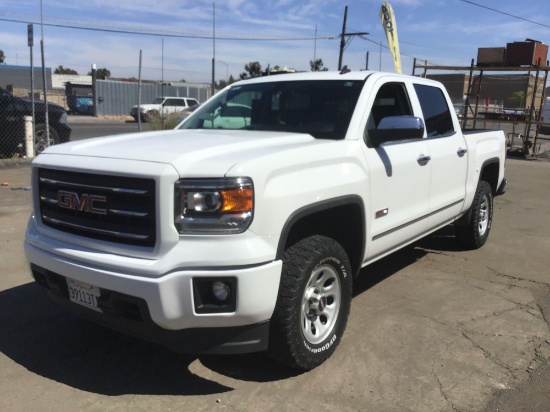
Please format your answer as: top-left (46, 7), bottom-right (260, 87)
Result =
top-left (130, 97), bottom-right (199, 122)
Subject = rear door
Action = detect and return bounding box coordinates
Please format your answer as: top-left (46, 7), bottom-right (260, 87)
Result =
top-left (413, 83), bottom-right (468, 228)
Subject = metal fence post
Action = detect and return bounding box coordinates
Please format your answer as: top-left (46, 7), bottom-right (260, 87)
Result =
top-left (24, 116), bottom-right (34, 158)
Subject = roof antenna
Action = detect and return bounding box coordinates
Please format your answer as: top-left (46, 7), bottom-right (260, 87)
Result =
top-left (340, 65), bottom-right (351, 74)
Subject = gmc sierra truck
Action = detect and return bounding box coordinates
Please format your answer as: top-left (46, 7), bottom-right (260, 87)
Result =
top-left (24, 70), bottom-right (506, 370)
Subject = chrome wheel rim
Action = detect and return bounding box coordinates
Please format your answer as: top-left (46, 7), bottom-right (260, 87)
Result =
top-left (34, 126), bottom-right (58, 155)
top-left (478, 195), bottom-right (489, 236)
top-left (301, 264), bottom-right (341, 345)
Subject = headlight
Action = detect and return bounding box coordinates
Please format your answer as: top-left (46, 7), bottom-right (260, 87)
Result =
top-left (174, 177), bottom-right (253, 234)
top-left (59, 112), bottom-right (68, 124)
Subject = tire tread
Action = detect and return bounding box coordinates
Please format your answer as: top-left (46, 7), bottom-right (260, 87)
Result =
top-left (267, 235), bottom-right (352, 370)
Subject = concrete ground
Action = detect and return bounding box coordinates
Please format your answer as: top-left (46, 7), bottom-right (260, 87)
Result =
top-left (1, 157), bottom-right (549, 412)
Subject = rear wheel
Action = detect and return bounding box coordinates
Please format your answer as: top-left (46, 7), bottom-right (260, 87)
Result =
top-left (267, 235), bottom-right (352, 370)
top-left (455, 181), bottom-right (493, 249)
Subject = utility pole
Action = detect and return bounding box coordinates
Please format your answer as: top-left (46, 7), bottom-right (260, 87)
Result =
top-left (338, 6), bottom-right (347, 71)
top-left (211, 2), bottom-right (216, 96)
top-left (40, 0), bottom-right (50, 146)
top-left (338, 6), bottom-right (369, 71)
top-left (313, 25), bottom-right (317, 70)
top-left (28, 24), bottom-right (35, 140)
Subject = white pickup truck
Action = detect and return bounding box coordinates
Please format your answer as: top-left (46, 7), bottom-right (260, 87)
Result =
top-left (24, 70), bottom-right (506, 370)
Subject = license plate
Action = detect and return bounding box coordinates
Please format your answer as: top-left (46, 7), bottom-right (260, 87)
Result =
top-left (67, 278), bottom-right (102, 312)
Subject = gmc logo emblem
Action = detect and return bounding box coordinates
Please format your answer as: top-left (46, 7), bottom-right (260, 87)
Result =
top-left (57, 190), bottom-right (107, 215)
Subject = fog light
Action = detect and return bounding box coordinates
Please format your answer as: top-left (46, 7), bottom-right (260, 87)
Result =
top-left (212, 281), bottom-right (231, 301)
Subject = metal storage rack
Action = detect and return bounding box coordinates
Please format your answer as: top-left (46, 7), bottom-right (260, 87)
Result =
top-left (412, 58), bottom-right (550, 156)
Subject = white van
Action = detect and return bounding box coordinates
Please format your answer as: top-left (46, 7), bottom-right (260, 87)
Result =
top-left (539, 97), bottom-right (550, 135)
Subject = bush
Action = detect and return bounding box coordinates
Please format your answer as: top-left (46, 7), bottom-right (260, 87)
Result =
top-left (148, 112), bottom-right (184, 130)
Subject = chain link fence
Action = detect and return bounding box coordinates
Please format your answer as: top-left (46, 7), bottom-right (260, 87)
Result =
top-left (1, 65), bottom-right (211, 160)
top-left (0, 65), bottom-right (72, 159)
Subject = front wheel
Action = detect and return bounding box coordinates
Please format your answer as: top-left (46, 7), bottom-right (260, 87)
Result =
top-left (34, 124), bottom-right (60, 155)
top-left (454, 181), bottom-right (494, 249)
top-left (267, 235), bottom-right (352, 370)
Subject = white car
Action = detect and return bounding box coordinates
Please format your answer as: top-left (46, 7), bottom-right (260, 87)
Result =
top-left (130, 97), bottom-right (199, 122)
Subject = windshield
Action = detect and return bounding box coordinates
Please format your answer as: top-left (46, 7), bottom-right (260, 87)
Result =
top-left (152, 97), bottom-right (165, 104)
top-left (178, 80), bottom-right (364, 139)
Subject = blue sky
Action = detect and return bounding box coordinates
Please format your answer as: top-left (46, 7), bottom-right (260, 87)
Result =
top-left (1, 0), bottom-right (549, 84)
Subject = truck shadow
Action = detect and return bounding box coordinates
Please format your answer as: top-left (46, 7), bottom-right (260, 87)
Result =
top-left (353, 225), bottom-right (463, 297)
top-left (0, 282), bottom-right (302, 396)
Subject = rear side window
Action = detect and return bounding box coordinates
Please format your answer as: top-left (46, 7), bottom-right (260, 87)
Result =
top-left (414, 84), bottom-right (455, 137)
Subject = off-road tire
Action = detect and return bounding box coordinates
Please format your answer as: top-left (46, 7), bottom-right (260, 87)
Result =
top-left (267, 235), bottom-right (352, 370)
top-left (454, 181), bottom-right (493, 249)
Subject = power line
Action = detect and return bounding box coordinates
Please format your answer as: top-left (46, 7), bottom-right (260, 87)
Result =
top-left (460, 0), bottom-right (550, 29)
top-left (359, 36), bottom-right (419, 62)
top-left (0, 16), bottom-right (337, 42)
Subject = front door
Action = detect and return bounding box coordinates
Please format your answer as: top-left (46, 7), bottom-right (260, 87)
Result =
top-left (361, 81), bottom-right (431, 260)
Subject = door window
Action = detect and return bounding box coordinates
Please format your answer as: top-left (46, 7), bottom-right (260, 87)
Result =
top-left (413, 84), bottom-right (455, 137)
top-left (366, 82), bottom-right (413, 146)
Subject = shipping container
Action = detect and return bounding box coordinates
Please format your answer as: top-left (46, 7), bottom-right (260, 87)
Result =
top-left (505, 40), bottom-right (548, 67)
top-left (477, 47), bottom-right (506, 67)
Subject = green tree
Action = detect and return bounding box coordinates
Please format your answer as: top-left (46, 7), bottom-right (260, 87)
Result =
top-left (239, 61), bottom-right (262, 80)
top-left (54, 65), bottom-right (78, 75)
top-left (87, 67), bottom-right (111, 80)
top-left (507, 91), bottom-right (526, 108)
top-left (310, 58), bottom-right (328, 72)
top-left (0, 49), bottom-right (5, 64)
top-left (216, 74), bottom-right (238, 90)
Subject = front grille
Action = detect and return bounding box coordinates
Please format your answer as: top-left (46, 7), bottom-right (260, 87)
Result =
top-left (38, 168), bottom-right (156, 247)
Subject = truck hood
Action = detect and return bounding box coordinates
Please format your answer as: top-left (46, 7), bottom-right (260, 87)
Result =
top-left (41, 129), bottom-right (318, 177)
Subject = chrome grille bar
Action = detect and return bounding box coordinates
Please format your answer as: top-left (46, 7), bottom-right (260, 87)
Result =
top-left (39, 177), bottom-right (149, 195)
top-left (42, 216), bottom-right (150, 240)
top-left (38, 168), bottom-right (156, 247)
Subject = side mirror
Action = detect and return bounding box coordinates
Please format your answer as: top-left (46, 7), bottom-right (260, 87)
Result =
top-left (368, 116), bottom-right (425, 147)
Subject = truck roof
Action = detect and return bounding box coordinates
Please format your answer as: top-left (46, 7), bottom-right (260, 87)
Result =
top-left (235, 70), bottom-right (442, 86)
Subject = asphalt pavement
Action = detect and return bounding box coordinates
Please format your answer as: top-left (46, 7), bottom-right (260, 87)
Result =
top-left (1, 122), bottom-right (550, 411)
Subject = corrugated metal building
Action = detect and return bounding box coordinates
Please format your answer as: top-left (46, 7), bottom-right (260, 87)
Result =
top-left (95, 80), bottom-right (211, 116)
top-left (0, 64), bottom-right (52, 91)
top-left (1, 65), bottom-right (211, 115)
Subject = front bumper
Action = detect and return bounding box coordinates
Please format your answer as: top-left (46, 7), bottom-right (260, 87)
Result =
top-left (30, 263), bottom-right (270, 354)
top-left (55, 123), bottom-right (72, 144)
top-left (24, 225), bottom-right (282, 354)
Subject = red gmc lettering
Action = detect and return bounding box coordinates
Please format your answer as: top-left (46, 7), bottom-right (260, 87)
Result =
top-left (57, 191), bottom-right (107, 215)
